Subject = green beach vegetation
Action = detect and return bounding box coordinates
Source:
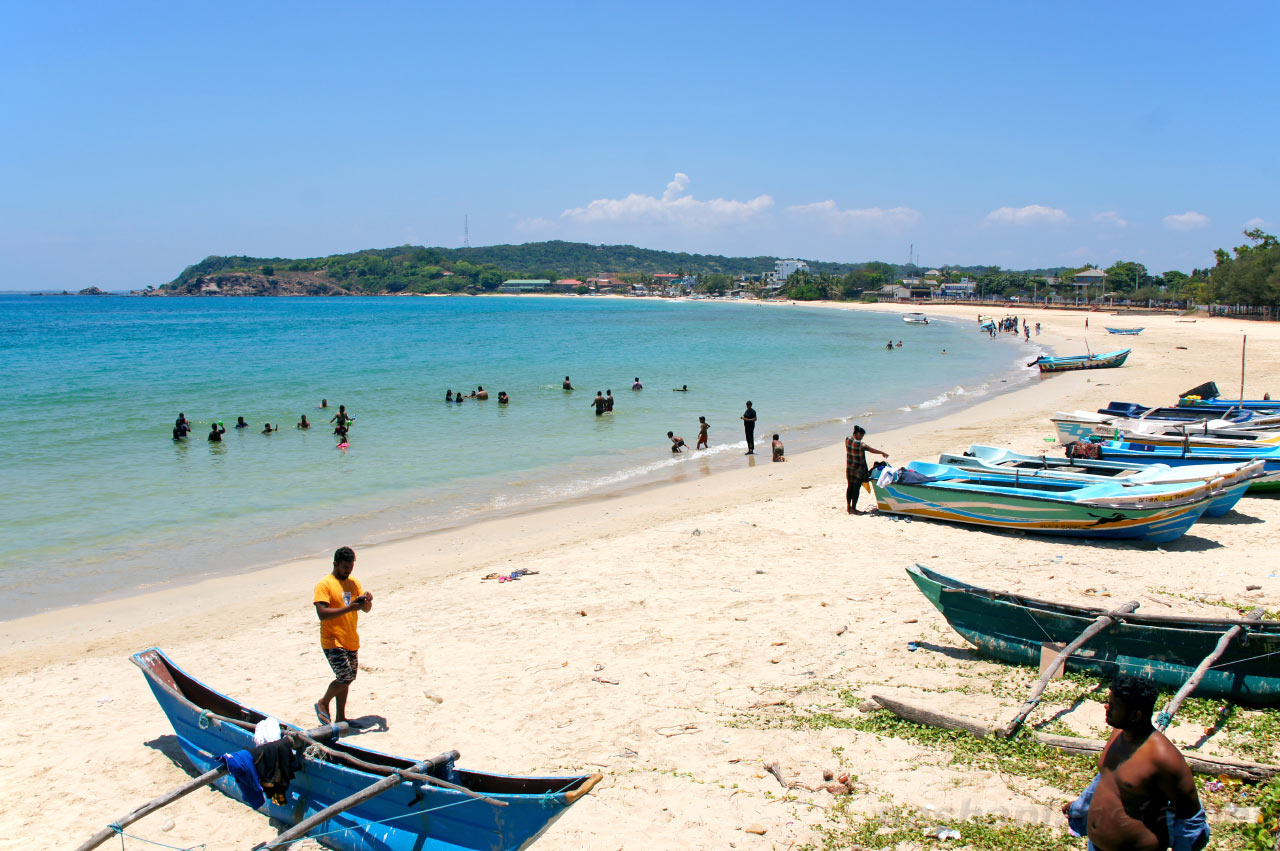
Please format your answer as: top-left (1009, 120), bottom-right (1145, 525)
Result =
top-left (157, 231), bottom-right (1280, 309)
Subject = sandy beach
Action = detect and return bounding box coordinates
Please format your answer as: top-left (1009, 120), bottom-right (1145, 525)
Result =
top-left (6, 304), bottom-right (1279, 851)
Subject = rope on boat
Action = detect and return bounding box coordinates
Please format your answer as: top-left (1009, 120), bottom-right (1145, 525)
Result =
top-left (107, 822), bottom-right (206, 850)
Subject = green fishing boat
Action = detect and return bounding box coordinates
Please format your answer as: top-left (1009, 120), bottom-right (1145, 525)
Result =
top-left (906, 564), bottom-right (1280, 706)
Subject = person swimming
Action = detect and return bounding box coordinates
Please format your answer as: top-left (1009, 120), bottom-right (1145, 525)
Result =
top-left (455, 392), bottom-right (463, 404)
top-left (262, 423), bottom-right (276, 434)
top-left (298, 414), bottom-right (310, 429)
top-left (320, 398), bottom-right (329, 409)
top-left (673, 385), bottom-right (689, 392)
top-left (235, 416), bottom-right (249, 429)
top-left (886, 341), bottom-right (893, 350)
top-left (446, 390), bottom-right (453, 402)
top-left (498, 391), bottom-right (509, 404)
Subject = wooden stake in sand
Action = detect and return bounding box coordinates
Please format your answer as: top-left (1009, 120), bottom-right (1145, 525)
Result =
top-left (996, 600), bottom-right (1139, 739)
top-left (1156, 609), bottom-right (1265, 731)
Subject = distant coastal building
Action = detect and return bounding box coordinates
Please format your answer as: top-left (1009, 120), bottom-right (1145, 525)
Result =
top-left (771, 259), bottom-right (809, 284)
top-left (1072, 268), bottom-right (1107, 292)
top-left (938, 279), bottom-right (976, 299)
top-left (549, 278), bottom-right (585, 293)
top-left (498, 279), bottom-right (550, 293)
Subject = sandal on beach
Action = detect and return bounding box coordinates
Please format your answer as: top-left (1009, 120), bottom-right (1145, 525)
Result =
top-left (315, 703), bottom-right (331, 726)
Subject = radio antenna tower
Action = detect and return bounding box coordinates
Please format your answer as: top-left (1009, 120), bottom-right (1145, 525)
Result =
top-left (463, 215), bottom-right (471, 248)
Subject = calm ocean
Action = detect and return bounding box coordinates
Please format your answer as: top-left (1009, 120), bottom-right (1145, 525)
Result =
top-left (3, 295), bottom-right (1040, 618)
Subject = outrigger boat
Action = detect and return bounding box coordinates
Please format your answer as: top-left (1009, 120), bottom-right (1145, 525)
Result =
top-left (869, 460), bottom-right (1215, 543)
top-left (1066, 439), bottom-right (1280, 493)
top-left (937, 445), bottom-right (1262, 518)
top-left (906, 564), bottom-right (1280, 706)
top-left (77, 648), bottom-right (601, 851)
top-left (1028, 348), bottom-right (1130, 373)
top-left (1105, 327), bottom-right (1144, 335)
top-left (1050, 411), bottom-right (1280, 446)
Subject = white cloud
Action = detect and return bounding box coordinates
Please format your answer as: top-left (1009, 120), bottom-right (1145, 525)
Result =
top-left (1244, 217), bottom-right (1272, 229)
top-left (561, 173), bottom-right (774, 227)
top-left (516, 217), bottom-right (557, 234)
top-left (785, 200), bottom-right (921, 228)
top-left (1163, 211), bottom-right (1209, 231)
top-left (984, 205), bottom-right (1071, 226)
top-left (1092, 211), bottom-right (1128, 228)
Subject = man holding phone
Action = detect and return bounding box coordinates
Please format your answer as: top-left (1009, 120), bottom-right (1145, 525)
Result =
top-left (314, 546), bottom-right (373, 728)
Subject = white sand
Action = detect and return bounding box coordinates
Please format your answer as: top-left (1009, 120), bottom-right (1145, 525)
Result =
top-left (4, 305), bottom-right (1278, 850)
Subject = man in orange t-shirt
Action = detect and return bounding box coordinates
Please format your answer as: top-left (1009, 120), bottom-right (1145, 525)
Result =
top-left (313, 546), bottom-right (373, 728)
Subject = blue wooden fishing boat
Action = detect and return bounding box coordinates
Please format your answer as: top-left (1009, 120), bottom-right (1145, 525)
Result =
top-left (1105, 327), bottom-right (1143, 335)
top-left (1178, 381), bottom-right (1280, 412)
top-left (1097, 402), bottom-right (1260, 423)
top-left (1068, 439), bottom-right (1280, 493)
top-left (131, 648), bottom-right (600, 851)
top-left (870, 461), bottom-right (1214, 543)
top-left (906, 564), bottom-right (1280, 706)
top-left (1028, 348), bottom-right (1130, 373)
top-left (937, 445), bottom-right (1262, 518)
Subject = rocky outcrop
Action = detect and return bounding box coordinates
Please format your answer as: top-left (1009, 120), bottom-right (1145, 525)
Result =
top-left (78, 286), bottom-right (109, 295)
top-left (160, 272), bottom-right (354, 297)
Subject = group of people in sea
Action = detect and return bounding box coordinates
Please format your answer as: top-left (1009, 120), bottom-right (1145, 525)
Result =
top-left (171, 399), bottom-right (355, 448)
top-left (983, 315), bottom-right (1040, 340)
top-left (446, 387), bottom-right (509, 404)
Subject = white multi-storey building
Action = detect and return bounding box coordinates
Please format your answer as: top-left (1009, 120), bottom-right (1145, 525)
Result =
top-left (772, 259), bottom-right (809, 283)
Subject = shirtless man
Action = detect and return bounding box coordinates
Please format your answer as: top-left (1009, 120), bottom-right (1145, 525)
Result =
top-left (590, 392), bottom-right (607, 416)
top-left (1064, 675), bottom-right (1208, 851)
top-left (475, 386), bottom-right (489, 400)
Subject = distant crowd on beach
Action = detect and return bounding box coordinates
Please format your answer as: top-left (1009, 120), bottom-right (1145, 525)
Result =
top-left (170, 398), bottom-right (356, 448)
top-left (984, 315), bottom-right (1040, 340)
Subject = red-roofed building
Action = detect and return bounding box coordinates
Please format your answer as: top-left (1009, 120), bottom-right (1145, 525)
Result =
top-left (549, 278), bottom-right (585, 293)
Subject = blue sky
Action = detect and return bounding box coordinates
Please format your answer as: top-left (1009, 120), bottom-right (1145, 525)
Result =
top-left (2, 1), bottom-right (1276, 290)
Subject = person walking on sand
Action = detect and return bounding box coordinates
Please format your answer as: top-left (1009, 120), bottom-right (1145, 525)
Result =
top-left (1063, 674), bottom-right (1208, 851)
top-left (845, 425), bottom-right (888, 514)
top-left (696, 416), bottom-right (709, 450)
top-left (314, 546), bottom-right (373, 729)
top-left (590, 392), bottom-right (607, 416)
top-left (741, 401), bottom-right (757, 455)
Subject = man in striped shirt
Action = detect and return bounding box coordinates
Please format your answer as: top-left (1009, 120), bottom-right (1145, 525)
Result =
top-left (845, 425), bottom-right (888, 515)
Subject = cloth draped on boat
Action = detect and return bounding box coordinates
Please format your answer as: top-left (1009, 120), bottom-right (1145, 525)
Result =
top-left (1067, 773), bottom-right (1210, 851)
top-left (220, 749), bottom-right (266, 809)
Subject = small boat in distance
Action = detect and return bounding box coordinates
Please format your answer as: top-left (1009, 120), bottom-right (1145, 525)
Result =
top-left (903, 312), bottom-right (929, 324)
top-left (906, 564), bottom-right (1280, 705)
top-left (1028, 348), bottom-right (1130, 373)
top-left (1105, 327), bottom-right (1144, 335)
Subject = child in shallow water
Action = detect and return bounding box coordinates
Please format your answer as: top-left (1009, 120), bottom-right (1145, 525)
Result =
top-left (667, 431), bottom-right (686, 453)
top-left (771, 434), bottom-right (786, 462)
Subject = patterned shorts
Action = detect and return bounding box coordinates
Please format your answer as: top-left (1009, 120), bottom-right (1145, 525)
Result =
top-left (323, 647), bottom-right (359, 684)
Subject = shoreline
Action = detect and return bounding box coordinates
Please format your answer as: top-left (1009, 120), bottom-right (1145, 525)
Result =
top-left (4, 298), bottom-right (1041, 622)
top-left (8, 304), bottom-right (1280, 850)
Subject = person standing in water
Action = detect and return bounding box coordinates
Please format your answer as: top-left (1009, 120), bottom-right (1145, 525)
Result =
top-left (696, 416), bottom-right (709, 450)
top-left (297, 415), bottom-right (311, 429)
top-left (741, 401), bottom-right (757, 455)
top-left (771, 434), bottom-right (786, 462)
top-left (562, 376), bottom-right (574, 390)
top-left (590, 392), bottom-right (608, 416)
top-left (632, 377), bottom-right (643, 390)
top-left (1063, 674), bottom-right (1207, 851)
top-left (330, 404), bottom-right (351, 431)
top-left (313, 546), bottom-right (373, 729)
top-left (208, 422), bottom-right (226, 442)
top-left (667, 431), bottom-right (686, 453)
top-left (605, 390), bottom-right (614, 412)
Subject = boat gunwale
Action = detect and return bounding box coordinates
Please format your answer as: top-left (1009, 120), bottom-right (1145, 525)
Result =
top-left (909, 564), bottom-right (1280, 632)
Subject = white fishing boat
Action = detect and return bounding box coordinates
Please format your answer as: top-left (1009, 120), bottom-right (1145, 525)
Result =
top-left (903, 312), bottom-right (929, 324)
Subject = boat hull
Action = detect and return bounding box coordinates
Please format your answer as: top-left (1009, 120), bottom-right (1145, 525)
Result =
top-left (133, 648), bottom-right (595, 851)
top-left (1105, 328), bottom-right (1143, 335)
top-left (1075, 441), bottom-right (1280, 493)
top-left (907, 565), bottom-right (1280, 706)
top-left (1031, 349), bottom-right (1130, 373)
top-left (871, 476), bottom-right (1210, 543)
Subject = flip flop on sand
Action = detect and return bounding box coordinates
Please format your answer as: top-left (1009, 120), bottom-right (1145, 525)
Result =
top-left (315, 703), bottom-right (331, 726)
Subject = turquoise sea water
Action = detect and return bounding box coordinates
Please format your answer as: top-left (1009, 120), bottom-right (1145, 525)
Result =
top-left (3, 295), bottom-right (1040, 618)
